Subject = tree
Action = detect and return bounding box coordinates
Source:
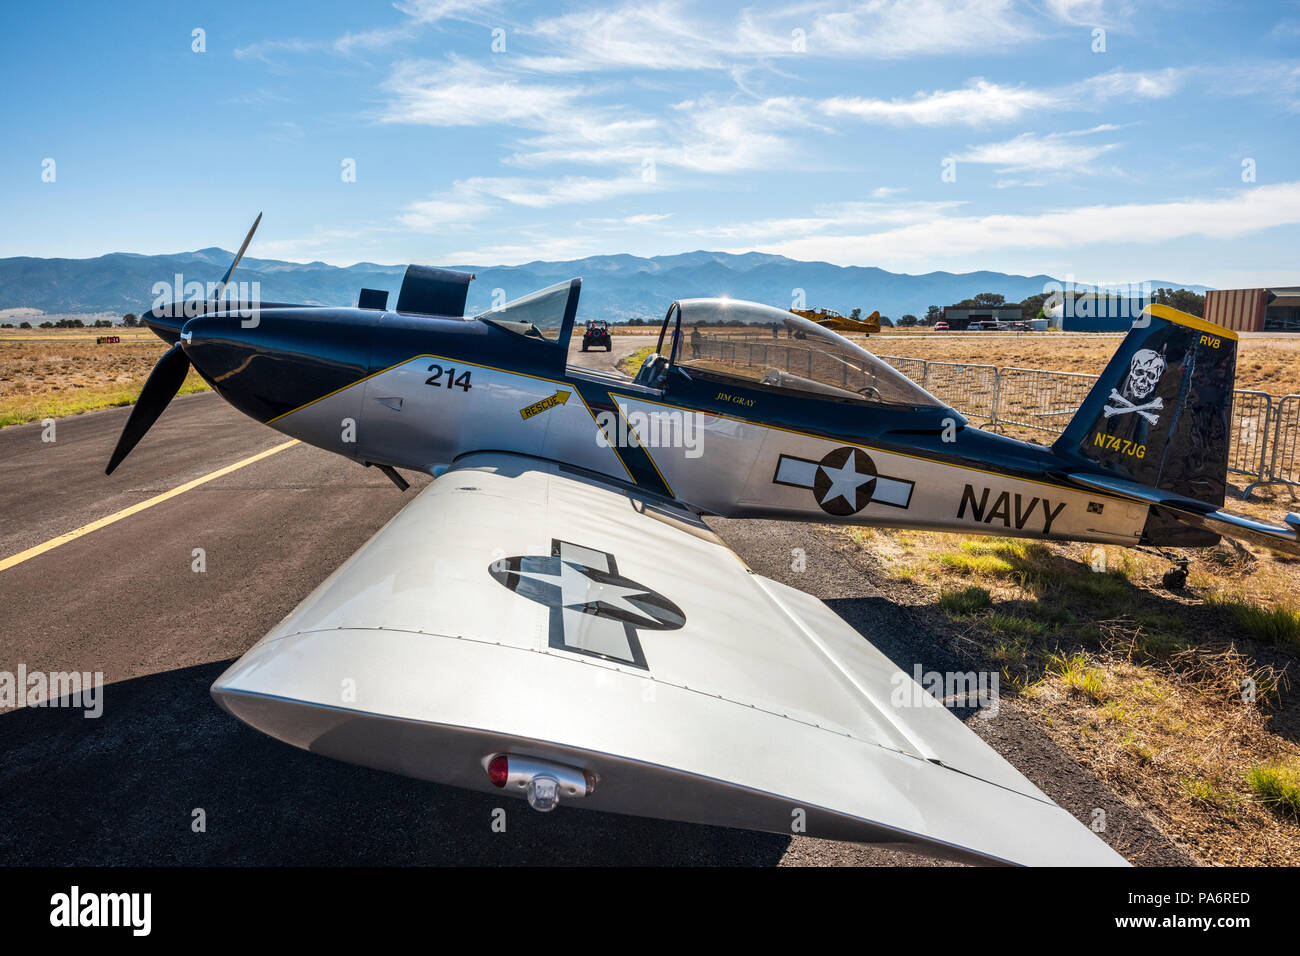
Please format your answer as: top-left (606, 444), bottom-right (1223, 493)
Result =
top-left (951, 292), bottom-right (1007, 309)
top-left (879, 315), bottom-right (893, 327)
top-left (39, 321), bottom-right (53, 328)
top-left (1018, 292), bottom-right (1049, 321)
top-left (19, 321), bottom-right (31, 329)
top-left (122, 313), bottom-right (138, 327)
top-left (1152, 287), bottom-right (1205, 317)
top-left (925, 305), bottom-right (943, 325)
top-left (849, 307), bottom-right (862, 320)
top-left (901, 313), bottom-right (919, 327)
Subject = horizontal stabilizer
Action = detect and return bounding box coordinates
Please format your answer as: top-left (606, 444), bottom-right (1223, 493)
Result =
top-left (1066, 471), bottom-right (1300, 555)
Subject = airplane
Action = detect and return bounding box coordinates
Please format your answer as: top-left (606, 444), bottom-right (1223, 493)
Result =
top-left (790, 305), bottom-right (882, 335)
top-left (106, 216), bottom-right (1300, 866)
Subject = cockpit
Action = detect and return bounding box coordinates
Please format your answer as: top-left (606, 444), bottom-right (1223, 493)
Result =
top-left (634, 298), bottom-right (942, 407)
top-left (470, 281), bottom-right (942, 409)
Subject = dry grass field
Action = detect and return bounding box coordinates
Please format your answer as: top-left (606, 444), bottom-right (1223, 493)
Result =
top-left (0, 328), bottom-right (209, 426)
top-left (821, 524), bottom-right (1300, 865)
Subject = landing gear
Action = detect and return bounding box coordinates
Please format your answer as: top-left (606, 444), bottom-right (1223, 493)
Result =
top-left (1161, 557), bottom-right (1189, 590)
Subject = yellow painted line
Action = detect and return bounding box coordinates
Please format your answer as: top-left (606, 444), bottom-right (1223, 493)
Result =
top-left (0, 439), bottom-right (300, 574)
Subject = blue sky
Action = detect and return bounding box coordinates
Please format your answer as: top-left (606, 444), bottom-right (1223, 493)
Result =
top-left (2, 0), bottom-right (1298, 287)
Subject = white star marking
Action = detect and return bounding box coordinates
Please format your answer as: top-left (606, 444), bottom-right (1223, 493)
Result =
top-left (559, 561), bottom-right (655, 619)
top-left (818, 458), bottom-right (876, 510)
top-left (513, 561), bottom-right (659, 626)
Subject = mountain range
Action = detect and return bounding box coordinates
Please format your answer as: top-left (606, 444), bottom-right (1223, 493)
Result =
top-left (0, 248), bottom-right (1210, 323)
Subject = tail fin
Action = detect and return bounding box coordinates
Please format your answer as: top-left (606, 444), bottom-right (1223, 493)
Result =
top-left (1053, 304), bottom-right (1237, 507)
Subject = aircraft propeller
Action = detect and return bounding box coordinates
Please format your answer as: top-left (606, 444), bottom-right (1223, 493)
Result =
top-left (105, 213), bottom-right (262, 475)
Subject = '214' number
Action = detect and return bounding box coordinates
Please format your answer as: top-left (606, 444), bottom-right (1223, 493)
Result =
top-left (426, 364), bottom-right (472, 391)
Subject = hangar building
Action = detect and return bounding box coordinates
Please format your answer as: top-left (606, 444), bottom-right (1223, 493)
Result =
top-left (1204, 287), bottom-right (1300, 332)
top-left (941, 305), bottom-right (1022, 330)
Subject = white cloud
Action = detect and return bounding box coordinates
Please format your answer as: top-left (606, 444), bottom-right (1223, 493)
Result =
top-left (333, 25), bottom-right (414, 54)
top-left (382, 58), bottom-right (821, 174)
top-left (467, 175), bottom-right (655, 208)
top-left (234, 38), bottom-right (320, 64)
top-left (693, 199), bottom-right (970, 241)
top-left (515, 0), bottom-right (1045, 75)
top-left (381, 59), bottom-right (584, 127)
top-left (394, 0), bottom-right (496, 23)
top-left (506, 94), bottom-right (816, 173)
top-left (399, 174), bottom-right (656, 230)
top-left (235, 0), bottom-right (493, 65)
top-left (1207, 60), bottom-right (1300, 112)
top-left (1075, 67), bottom-right (1183, 100)
top-left (819, 67), bottom-right (1186, 126)
top-left (1043, 0), bottom-right (1131, 28)
top-left (399, 191), bottom-right (495, 230)
top-left (802, 0), bottom-right (1040, 58)
top-left (734, 181), bottom-right (1300, 265)
top-left (519, 1), bottom-right (744, 73)
top-left (952, 126), bottom-right (1122, 182)
top-left (822, 79), bottom-right (1056, 126)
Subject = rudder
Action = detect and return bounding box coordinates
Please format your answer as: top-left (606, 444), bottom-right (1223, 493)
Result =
top-left (1053, 304), bottom-right (1237, 506)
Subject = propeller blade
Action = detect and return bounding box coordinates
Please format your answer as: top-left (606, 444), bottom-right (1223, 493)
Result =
top-left (212, 211), bottom-right (262, 303)
top-left (105, 343), bottom-right (192, 475)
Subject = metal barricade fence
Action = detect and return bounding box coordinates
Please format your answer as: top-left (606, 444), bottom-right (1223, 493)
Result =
top-left (1253, 394), bottom-right (1300, 496)
top-left (879, 355), bottom-right (928, 387)
top-left (995, 367), bottom-right (1098, 438)
top-left (1228, 391), bottom-right (1271, 484)
top-left (922, 361), bottom-right (999, 425)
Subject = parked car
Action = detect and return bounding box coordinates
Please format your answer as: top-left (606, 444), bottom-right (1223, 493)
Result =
top-left (933, 321), bottom-right (949, 331)
top-left (582, 320), bottom-right (612, 351)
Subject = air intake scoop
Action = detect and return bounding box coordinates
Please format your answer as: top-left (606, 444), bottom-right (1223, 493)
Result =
top-left (395, 265), bottom-right (475, 317)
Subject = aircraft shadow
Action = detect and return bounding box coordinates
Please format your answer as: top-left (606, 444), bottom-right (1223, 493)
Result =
top-left (0, 661), bottom-right (789, 866)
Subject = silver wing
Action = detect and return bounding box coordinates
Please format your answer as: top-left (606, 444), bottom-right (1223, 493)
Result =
top-left (213, 452), bottom-right (1126, 866)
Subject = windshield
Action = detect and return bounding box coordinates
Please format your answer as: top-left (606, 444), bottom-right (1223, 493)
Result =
top-left (476, 281), bottom-right (574, 341)
top-left (671, 298), bottom-right (941, 407)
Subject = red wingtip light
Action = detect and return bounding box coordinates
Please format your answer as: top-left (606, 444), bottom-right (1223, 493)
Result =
top-left (487, 754), bottom-right (509, 788)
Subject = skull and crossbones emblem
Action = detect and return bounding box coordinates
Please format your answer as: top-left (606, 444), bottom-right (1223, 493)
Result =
top-left (1103, 348), bottom-right (1165, 425)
